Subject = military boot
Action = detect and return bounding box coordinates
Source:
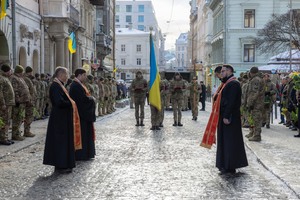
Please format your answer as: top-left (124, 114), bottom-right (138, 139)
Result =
top-left (135, 120), bottom-right (140, 126)
top-left (248, 135), bottom-right (261, 142)
top-left (150, 126), bottom-right (156, 130)
top-left (178, 122), bottom-right (183, 126)
top-left (245, 133), bottom-right (253, 138)
top-left (173, 122), bottom-right (178, 126)
top-left (24, 132), bottom-right (35, 137)
top-left (155, 126), bottom-right (161, 130)
top-left (12, 135), bottom-right (25, 141)
top-left (140, 120), bottom-right (145, 126)
top-left (159, 123), bottom-right (163, 127)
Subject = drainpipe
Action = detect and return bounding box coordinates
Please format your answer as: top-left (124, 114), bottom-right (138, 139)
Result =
top-left (40, 0), bottom-right (45, 73)
top-left (223, 0), bottom-right (227, 64)
top-left (11, 0), bottom-right (16, 68)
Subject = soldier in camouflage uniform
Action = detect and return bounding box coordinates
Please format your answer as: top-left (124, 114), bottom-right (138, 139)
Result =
top-left (131, 71), bottom-right (148, 126)
top-left (110, 79), bottom-right (117, 112)
top-left (165, 80), bottom-right (171, 110)
top-left (183, 79), bottom-right (190, 111)
top-left (170, 72), bottom-right (185, 126)
top-left (33, 73), bottom-right (42, 119)
top-left (189, 76), bottom-right (201, 121)
top-left (262, 73), bottom-right (277, 128)
top-left (159, 74), bottom-right (169, 127)
top-left (10, 65), bottom-right (31, 141)
top-left (245, 67), bottom-right (265, 142)
top-left (93, 76), bottom-right (100, 115)
top-left (40, 73), bottom-right (48, 118)
top-left (241, 72), bottom-right (250, 128)
top-left (0, 64), bottom-right (15, 145)
top-left (23, 66), bottom-right (37, 137)
top-left (85, 75), bottom-right (96, 97)
top-left (103, 78), bottom-right (110, 115)
top-left (97, 77), bottom-right (105, 116)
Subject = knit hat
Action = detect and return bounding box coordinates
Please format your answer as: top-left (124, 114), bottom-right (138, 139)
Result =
top-left (14, 65), bottom-right (24, 74)
top-left (25, 66), bottom-right (33, 73)
top-left (250, 66), bottom-right (259, 74)
top-left (87, 74), bottom-right (94, 81)
top-left (1, 64), bottom-right (11, 72)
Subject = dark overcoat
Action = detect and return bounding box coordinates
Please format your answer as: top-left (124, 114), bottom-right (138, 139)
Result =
top-left (69, 81), bottom-right (96, 161)
top-left (43, 81), bottom-right (75, 169)
top-left (216, 76), bottom-right (248, 171)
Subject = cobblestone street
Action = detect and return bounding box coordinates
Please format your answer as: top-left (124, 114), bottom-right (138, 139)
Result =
top-left (0, 103), bottom-right (299, 199)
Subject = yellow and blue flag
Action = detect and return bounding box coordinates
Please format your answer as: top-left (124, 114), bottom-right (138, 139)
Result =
top-left (149, 34), bottom-right (161, 111)
top-left (0, 0), bottom-right (9, 20)
top-left (68, 32), bottom-right (76, 54)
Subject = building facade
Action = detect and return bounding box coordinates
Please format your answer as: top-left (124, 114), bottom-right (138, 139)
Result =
top-left (175, 33), bottom-right (189, 70)
top-left (190, 0), bottom-right (300, 85)
top-left (115, 0), bottom-right (164, 67)
top-left (0, 0), bottom-right (106, 76)
top-left (115, 27), bottom-right (150, 80)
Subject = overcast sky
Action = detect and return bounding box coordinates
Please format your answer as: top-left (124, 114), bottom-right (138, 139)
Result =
top-left (151, 0), bottom-right (191, 50)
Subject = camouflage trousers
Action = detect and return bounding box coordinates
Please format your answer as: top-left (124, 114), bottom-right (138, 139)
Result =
top-left (35, 98), bottom-right (42, 118)
top-left (172, 98), bottom-right (183, 123)
top-left (12, 103), bottom-right (26, 136)
top-left (24, 104), bottom-right (34, 134)
top-left (98, 98), bottom-right (105, 115)
top-left (150, 105), bottom-right (160, 126)
top-left (249, 109), bottom-right (262, 137)
top-left (0, 106), bottom-right (12, 141)
top-left (262, 103), bottom-right (272, 125)
top-left (183, 95), bottom-right (189, 110)
top-left (190, 95), bottom-right (199, 118)
top-left (159, 97), bottom-right (165, 124)
top-left (134, 96), bottom-right (146, 120)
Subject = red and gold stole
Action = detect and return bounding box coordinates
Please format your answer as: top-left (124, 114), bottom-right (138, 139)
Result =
top-left (53, 78), bottom-right (82, 150)
top-left (74, 78), bottom-right (96, 141)
top-left (200, 76), bottom-right (236, 149)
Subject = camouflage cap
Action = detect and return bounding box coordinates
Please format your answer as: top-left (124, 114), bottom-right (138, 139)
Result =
top-left (14, 65), bottom-right (24, 74)
top-left (1, 64), bottom-right (11, 72)
top-left (25, 66), bottom-right (33, 73)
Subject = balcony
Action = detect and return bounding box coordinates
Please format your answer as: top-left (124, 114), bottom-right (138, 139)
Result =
top-left (70, 5), bottom-right (79, 26)
top-left (89, 0), bottom-right (104, 6)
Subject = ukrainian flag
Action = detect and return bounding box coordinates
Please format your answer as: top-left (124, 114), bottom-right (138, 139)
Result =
top-left (68, 32), bottom-right (76, 54)
top-left (149, 34), bottom-right (161, 111)
top-left (0, 0), bottom-right (9, 20)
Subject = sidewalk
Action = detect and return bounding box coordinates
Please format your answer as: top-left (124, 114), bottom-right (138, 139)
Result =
top-left (0, 101), bottom-right (299, 197)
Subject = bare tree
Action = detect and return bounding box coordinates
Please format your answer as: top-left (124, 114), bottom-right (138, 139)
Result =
top-left (255, 11), bottom-right (300, 55)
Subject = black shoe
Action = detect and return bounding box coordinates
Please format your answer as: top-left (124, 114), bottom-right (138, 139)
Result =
top-left (140, 123), bottom-right (145, 126)
top-left (200, 109), bottom-right (205, 111)
top-left (150, 126), bottom-right (156, 130)
top-left (0, 140), bottom-right (12, 145)
top-left (135, 123), bottom-right (140, 126)
top-left (192, 117), bottom-right (195, 120)
top-left (178, 122), bottom-right (183, 126)
top-left (194, 117), bottom-right (197, 121)
top-left (54, 167), bottom-right (73, 174)
top-left (8, 140), bottom-right (14, 144)
top-left (155, 126), bottom-right (161, 130)
top-left (261, 123), bottom-right (266, 127)
top-left (219, 169), bottom-right (236, 175)
top-left (294, 134), bottom-right (300, 137)
top-left (266, 124), bottom-right (270, 129)
top-left (173, 122), bottom-right (178, 126)
top-left (159, 123), bottom-right (163, 127)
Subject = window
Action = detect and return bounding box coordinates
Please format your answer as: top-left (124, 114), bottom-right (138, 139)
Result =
top-left (121, 44), bottom-right (125, 52)
top-left (126, 5), bottom-right (132, 12)
top-left (121, 58), bottom-right (126, 65)
top-left (138, 5), bottom-right (144, 12)
top-left (126, 15), bottom-right (132, 23)
top-left (137, 58), bottom-right (142, 65)
top-left (116, 15), bottom-right (119, 23)
top-left (244, 44), bottom-right (255, 62)
top-left (138, 25), bottom-right (144, 31)
top-left (138, 15), bottom-right (144, 23)
top-left (244, 9), bottom-right (255, 28)
top-left (136, 44), bottom-right (141, 52)
top-left (116, 5), bottom-right (120, 12)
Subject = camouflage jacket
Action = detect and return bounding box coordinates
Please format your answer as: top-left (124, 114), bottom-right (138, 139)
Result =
top-left (10, 73), bottom-right (30, 104)
top-left (0, 73), bottom-right (15, 106)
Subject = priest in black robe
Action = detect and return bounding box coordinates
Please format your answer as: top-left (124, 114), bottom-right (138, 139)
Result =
top-left (216, 65), bottom-right (248, 174)
top-left (69, 68), bottom-right (96, 161)
top-left (43, 67), bottom-right (78, 173)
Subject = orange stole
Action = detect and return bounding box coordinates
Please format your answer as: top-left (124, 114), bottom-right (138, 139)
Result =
top-left (74, 78), bottom-right (96, 141)
top-left (200, 77), bottom-right (236, 149)
top-left (53, 78), bottom-right (82, 150)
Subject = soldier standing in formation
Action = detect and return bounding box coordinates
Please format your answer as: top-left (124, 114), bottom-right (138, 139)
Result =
top-left (262, 73), bottom-right (277, 129)
top-left (240, 72), bottom-right (250, 128)
top-left (183, 79), bottom-right (190, 111)
top-left (0, 64), bottom-right (15, 145)
top-left (159, 74), bottom-right (168, 127)
top-left (131, 71), bottom-right (148, 126)
top-left (170, 72), bottom-right (185, 126)
top-left (189, 76), bottom-right (202, 121)
top-left (97, 77), bottom-right (105, 116)
top-left (245, 67), bottom-right (265, 142)
top-left (23, 66), bottom-right (36, 137)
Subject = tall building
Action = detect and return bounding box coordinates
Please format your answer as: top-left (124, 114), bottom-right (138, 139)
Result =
top-left (175, 33), bottom-right (189, 69)
top-left (115, 0), bottom-right (164, 68)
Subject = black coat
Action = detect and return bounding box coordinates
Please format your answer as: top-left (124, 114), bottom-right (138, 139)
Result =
top-left (216, 77), bottom-right (248, 171)
top-left (69, 81), bottom-right (96, 160)
top-left (43, 81), bottom-right (76, 169)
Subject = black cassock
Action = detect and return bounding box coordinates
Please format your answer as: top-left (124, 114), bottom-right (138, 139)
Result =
top-left (43, 81), bottom-right (76, 169)
top-left (69, 81), bottom-right (96, 161)
top-left (216, 76), bottom-right (248, 171)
